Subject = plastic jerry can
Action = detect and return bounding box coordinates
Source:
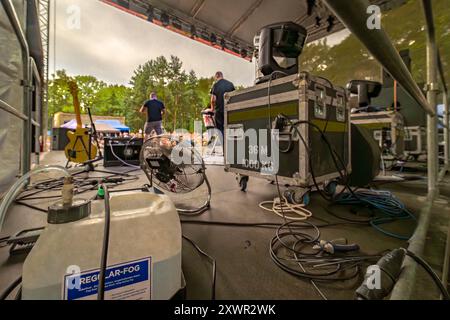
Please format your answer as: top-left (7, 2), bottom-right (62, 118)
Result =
top-left (22, 191), bottom-right (182, 300)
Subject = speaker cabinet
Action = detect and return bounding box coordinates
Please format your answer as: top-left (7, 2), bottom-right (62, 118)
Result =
top-left (52, 128), bottom-right (70, 151)
top-left (103, 137), bottom-right (143, 167)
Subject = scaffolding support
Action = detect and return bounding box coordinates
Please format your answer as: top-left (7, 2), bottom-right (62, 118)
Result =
top-left (439, 89), bottom-right (449, 182)
top-left (423, 0), bottom-right (440, 200)
top-left (390, 0), bottom-right (440, 299)
top-left (322, 0), bottom-right (433, 116)
top-left (39, 0), bottom-right (50, 152)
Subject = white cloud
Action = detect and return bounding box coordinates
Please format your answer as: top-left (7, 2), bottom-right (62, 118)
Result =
top-left (49, 0), bottom-right (255, 87)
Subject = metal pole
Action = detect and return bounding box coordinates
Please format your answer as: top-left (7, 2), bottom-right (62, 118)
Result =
top-left (423, 0), bottom-right (439, 199)
top-left (444, 91), bottom-right (449, 167)
top-left (391, 202), bottom-right (434, 299)
top-left (439, 90), bottom-right (449, 182)
top-left (390, 0), bottom-right (440, 300)
top-left (2, 0), bottom-right (32, 176)
top-left (322, 0), bottom-right (434, 116)
top-left (442, 91), bottom-right (450, 291)
top-left (443, 204), bottom-right (450, 296)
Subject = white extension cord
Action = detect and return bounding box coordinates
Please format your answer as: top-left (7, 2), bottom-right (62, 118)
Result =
top-left (259, 196), bottom-right (312, 221)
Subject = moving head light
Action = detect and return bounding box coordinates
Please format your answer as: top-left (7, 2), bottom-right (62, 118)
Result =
top-left (257, 22), bottom-right (307, 83)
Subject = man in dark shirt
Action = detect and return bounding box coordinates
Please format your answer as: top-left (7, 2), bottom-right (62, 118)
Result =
top-left (210, 72), bottom-right (235, 138)
top-left (140, 92), bottom-right (165, 139)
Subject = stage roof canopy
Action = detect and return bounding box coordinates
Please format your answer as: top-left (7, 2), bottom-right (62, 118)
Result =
top-left (102, 0), bottom-right (408, 60)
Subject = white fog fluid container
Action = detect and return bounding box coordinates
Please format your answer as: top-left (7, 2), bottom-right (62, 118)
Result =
top-left (22, 192), bottom-right (182, 300)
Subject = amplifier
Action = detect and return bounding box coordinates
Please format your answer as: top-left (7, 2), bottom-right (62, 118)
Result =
top-left (103, 137), bottom-right (143, 167)
top-left (52, 128), bottom-right (71, 151)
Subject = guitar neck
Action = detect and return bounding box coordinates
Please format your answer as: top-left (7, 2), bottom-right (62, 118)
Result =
top-left (73, 95), bottom-right (83, 129)
top-left (69, 81), bottom-right (83, 129)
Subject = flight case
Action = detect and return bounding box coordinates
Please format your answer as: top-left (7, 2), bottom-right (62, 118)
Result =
top-left (224, 72), bottom-right (351, 198)
top-left (351, 111), bottom-right (405, 158)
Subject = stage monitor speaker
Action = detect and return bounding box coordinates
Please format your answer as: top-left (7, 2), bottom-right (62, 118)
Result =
top-left (103, 137), bottom-right (143, 167)
top-left (347, 80), bottom-right (382, 108)
top-left (52, 128), bottom-right (70, 151)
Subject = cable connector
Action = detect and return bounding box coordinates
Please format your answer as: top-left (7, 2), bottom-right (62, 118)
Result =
top-left (355, 248), bottom-right (405, 300)
top-left (61, 177), bottom-right (74, 206)
top-left (313, 239), bottom-right (360, 254)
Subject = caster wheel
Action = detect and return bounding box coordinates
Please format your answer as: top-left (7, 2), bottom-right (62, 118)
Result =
top-left (302, 192), bottom-right (311, 206)
top-left (239, 176), bottom-right (249, 192)
top-left (284, 189), bottom-right (310, 205)
top-left (324, 181), bottom-right (338, 197)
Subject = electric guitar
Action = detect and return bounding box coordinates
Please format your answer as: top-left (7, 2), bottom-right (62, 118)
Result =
top-left (64, 81), bottom-right (98, 163)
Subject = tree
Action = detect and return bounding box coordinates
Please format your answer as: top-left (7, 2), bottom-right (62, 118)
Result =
top-left (48, 70), bottom-right (130, 128)
top-left (49, 57), bottom-right (221, 133)
top-left (126, 55), bottom-right (212, 132)
top-left (300, 0), bottom-right (450, 87)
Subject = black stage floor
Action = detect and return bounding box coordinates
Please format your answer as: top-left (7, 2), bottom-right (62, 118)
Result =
top-left (0, 152), bottom-right (448, 300)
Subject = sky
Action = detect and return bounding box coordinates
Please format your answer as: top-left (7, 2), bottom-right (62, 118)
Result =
top-left (49, 0), bottom-right (349, 87)
top-left (49, 0), bottom-right (256, 87)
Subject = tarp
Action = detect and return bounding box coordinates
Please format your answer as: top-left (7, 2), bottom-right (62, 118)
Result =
top-left (61, 119), bottom-right (121, 133)
top-left (95, 119), bottom-right (130, 132)
top-left (93, 122), bottom-right (121, 133)
top-left (0, 1), bottom-right (25, 194)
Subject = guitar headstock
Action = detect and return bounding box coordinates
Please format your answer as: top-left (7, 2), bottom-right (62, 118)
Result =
top-left (68, 81), bottom-right (79, 96)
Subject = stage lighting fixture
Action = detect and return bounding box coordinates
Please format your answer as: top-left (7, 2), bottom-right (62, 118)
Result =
top-left (190, 25), bottom-right (197, 38)
top-left (172, 18), bottom-right (182, 30)
top-left (257, 22), bottom-right (307, 83)
top-left (199, 30), bottom-right (209, 41)
top-left (160, 12), bottom-right (170, 27)
top-left (210, 33), bottom-right (217, 45)
top-left (315, 16), bottom-right (321, 27)
top-left (307, 0), bottom-right (316, 16)
top-left (327, 15), bottom-right (335, 32)
top-left (146, 6), bottom-right (154, 22)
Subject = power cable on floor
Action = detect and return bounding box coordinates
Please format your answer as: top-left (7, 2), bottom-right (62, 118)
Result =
top-left (182, 235), bottom-right (216, 300)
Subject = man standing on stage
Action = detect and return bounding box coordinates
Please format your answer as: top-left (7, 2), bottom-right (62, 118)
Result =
top-left (210, 72), bottom-right (235, 139)
top-left (140, 92), bottom-right (165, 139)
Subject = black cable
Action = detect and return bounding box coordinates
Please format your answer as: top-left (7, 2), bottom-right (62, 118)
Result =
top-left (14, 201), bottom-right (48, 213)
top-left (323, 204), bottom-right (372, 225)
top-left (97, 184), bottom-right (111, 300)
top-left (15, 173), bottom-right (140, 212)
top-left (180, 219), bottom-right (379, 229)
top-left (182, 235), bottom-right (216, 300)
top-left (15, 286), bottom-right (22, 300)
top-left (0, 276), bottom-right (22, 300)
top-left (404, 249), bottom-right (450, 300)
top-left (0, 236), bottom-right (12, 246)
top-left (263, 77), bottom-right (373, 296)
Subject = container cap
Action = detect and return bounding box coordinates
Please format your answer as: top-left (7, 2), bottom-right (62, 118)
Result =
top-left (48, 199), bottom-right (91, 224)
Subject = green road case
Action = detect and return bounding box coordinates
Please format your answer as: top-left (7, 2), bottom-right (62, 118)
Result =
top-left (404, 126), bottom-right (427, 159)
top-left (351, 111), bottom-right (405, 158)
top-left (224, 72), bottom-right (351, 194)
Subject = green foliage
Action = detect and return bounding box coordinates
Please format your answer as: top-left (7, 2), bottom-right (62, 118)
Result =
top-left (48, 70), bottom-right (131, 128)
top-left (301, 0), bottom-right (450, 87)
top-left (126, 55), bottom-right (214, 132)
top-left (48, 60), bottom-right (214, 132)
top-left (48, 0), bottom-right (449, 133)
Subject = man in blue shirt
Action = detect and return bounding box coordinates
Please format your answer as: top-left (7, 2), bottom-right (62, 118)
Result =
top-left (140, 92), bottom-right (165, 139)
top-left (210, 72), bottom-right (235, 138)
